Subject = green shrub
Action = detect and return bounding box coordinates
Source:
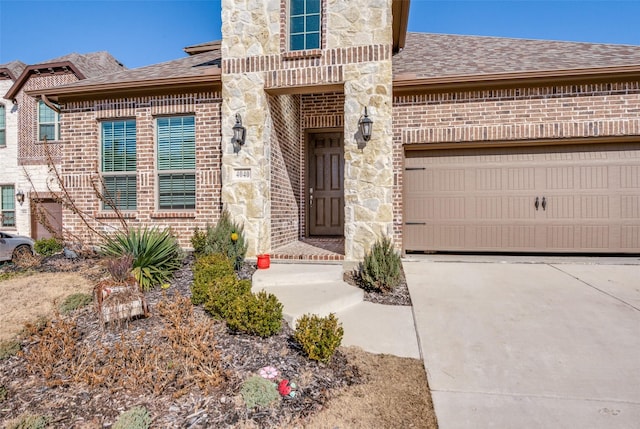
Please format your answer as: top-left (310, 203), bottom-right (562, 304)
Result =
top-left (190, 210), bottom-right (248, 270)
top-left (0, 385), bottom-right (7, 402)
top-left (294, 313), bottom-right (344, 363)
top-left (226, 291), bottom-right (283, 337)
top-left (34, 237), bottom-right (63, 257)
top-left (101, 227), bottom-right (183, 291)
top-left (59, 293), bottom-right (93, 315)
top-left (191, 253), bottom-right (235, 305)
top-left (112, 406), bottom-right (151, 429)
top-left (6, 413), bottom-right (49, 429)
top-left (359, 236), bottom-right (401, 293)
top-left (203, 275), bottom-right (252, 319)
top-left (0, 340), bottom-right (21, 360)
top-left (240, 375), bottom-right (280, 409)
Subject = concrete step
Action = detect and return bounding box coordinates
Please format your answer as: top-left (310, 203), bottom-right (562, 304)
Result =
top-left (252, 281), bottom-right (364, 327)
top-left (252, 263), bottom-right (344, 288)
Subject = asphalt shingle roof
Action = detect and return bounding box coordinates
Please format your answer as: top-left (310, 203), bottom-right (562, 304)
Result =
top-left (0, 60), bottom-right (27, 80)
top-left (39, 51), bottom-right (125, 77)
top-left (49, 49), bottom-right (221, 91)
top-left (393, 32), bottom-right (640, 79)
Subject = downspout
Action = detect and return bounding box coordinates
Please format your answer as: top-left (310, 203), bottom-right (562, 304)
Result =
top-left (41, 94), bottom-right (61, 113)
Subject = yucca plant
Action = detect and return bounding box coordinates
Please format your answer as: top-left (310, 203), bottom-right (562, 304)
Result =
top-left (101, 227), bottom-right (183, 291)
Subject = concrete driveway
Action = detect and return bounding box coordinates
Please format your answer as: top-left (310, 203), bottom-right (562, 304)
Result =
top-left (403, 256), bottom-right (640, 429)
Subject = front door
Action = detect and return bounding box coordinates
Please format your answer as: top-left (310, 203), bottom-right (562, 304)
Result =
top-left (308, 132), bottom-right (344, 236)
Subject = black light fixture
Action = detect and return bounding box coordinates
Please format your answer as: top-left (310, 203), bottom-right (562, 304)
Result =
top-left (15, 189), bottom-right (25, 206)
top-left (232, 113), bottom-right (246, 152)
top-left (358, 107), bottom-right (373, 142)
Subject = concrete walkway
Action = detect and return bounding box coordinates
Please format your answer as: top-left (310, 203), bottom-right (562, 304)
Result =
top-left (252, 263), bottom-right (420, 359)
top-left (404, 257), bottom-right (640, 429)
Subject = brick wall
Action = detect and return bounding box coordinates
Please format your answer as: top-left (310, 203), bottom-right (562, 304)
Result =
top-left (392, 80), bottom-right (640, 249)
top-left (61, 92), bottom-right (223, 248)
top-left (269, 94), bottom-right (302, 249)
top-left (18, 72), bottom-right (78, 165)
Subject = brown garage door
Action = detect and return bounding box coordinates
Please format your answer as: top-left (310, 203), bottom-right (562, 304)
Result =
top-left (404, 143), bottom-right (640, 253)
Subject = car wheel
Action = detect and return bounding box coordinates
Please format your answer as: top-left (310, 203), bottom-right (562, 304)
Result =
top-left (12, 245), bottom-right (33, 262)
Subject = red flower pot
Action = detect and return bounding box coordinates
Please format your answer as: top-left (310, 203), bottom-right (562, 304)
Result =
top-left (257, 254), bottom-right (270, 269)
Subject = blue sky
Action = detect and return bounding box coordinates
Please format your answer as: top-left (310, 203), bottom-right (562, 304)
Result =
top-left (1, 1), bottom-right (639, 69)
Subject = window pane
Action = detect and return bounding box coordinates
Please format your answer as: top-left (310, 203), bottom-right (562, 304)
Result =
top-left (102, 120), bottom-right (136, 172)
top-left (158, 173), bottom-right (196, 210)
top-left (306, 14), bottom-right (320, 32)
top-left (291, 0), bottom-right (304, 15)
top-left (0, 105), bottom-right (5, 129)
top-left (39, 124), bottom-right (56, 141)
top-left (1, 186), bottom-right (15, 210)
top-left (157, 116), bottom-right (195, 171)
top-left (0, 130), bottom-right (5, 147)
top-left (306, 32), bottom-right (320, 49)
top-left (103, 175), bottom-right (137, 210)
top-left (1, 211), bottom-right (15, 227)
top-left (290, 34), bottom-right (305, 51)
top-left (290, 16), bottom-right (305, 34)
top-left (307, 0), bottom-right (320, 14)
top-left (38, 101), bottom-right (56, 123)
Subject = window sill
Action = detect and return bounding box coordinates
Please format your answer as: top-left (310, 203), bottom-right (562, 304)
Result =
top-left (95, 212), bottom-right (137, 220)
top-left (282, 49), bottom-right (322, 60)
top-left (35, 140), bottom-right (61, 145)
top-left (151, 212), bottom-right (196, 219)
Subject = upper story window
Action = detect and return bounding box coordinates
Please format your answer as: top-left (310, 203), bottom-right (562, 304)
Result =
top-left (1, 185), bottom-right (15, 227)
top-left (101, 120), bottom-right (137, 211)
top-left (0, 105), bottom-right (5, 147)
top-left (38, 101), bottom-right (60, 141)
top-left (157, 116), bottom-right (196, 210)
top-left (290, 0), bottom-right (321, 51)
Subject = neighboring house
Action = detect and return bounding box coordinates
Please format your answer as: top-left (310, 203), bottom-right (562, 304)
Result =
top-left (3, 52), bottom-right (125, 239)
top-left (0, 61), bottom-right (26, 234)
top-left (33, 0), bottom-right (640, 260)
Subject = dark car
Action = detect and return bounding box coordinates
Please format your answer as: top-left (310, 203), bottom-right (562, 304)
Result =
top-left (0, 232), bottom-right (35, 262)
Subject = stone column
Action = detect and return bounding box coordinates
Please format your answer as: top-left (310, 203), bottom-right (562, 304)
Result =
top-left (343, 61), bottom-right (394, 261)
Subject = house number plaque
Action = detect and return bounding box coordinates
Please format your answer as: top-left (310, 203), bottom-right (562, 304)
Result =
top-left (234, 168), bottom-right (251, 180)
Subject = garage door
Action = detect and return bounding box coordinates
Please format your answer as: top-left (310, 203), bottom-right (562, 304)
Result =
top-left (404, 143), bottom-right (640, 253)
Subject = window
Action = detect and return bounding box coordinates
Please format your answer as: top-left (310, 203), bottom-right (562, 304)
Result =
top-left (101, 120), bottom-right (136, 210)
top-left (290, 0), bottom-right (321, 51)
top-left (157, 116), bottom-right (196, 210)
top-left (1, 185), bottom-right (15, 227)
top-left (38, 101), bottom-right (60, 141)
top-left (0, 105), bottom-right (5, 147)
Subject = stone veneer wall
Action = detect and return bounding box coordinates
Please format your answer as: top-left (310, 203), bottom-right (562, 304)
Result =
top-left (60, 93), bottom-right (223, 248)
top-left (221, 0), bottom-right (394, 260)
top-left (269, 93), bottom-right (302, 250)
top-left (392, 81), bottom-right (640, 249)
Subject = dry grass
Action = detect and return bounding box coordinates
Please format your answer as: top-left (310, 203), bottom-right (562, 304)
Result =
top-left (0, 272), bottom-right (93, 342)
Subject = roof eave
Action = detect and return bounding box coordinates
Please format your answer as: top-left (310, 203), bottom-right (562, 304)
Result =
top-left (0, 68), bottom-right (16, 81)
top-left (27, 71), bottom-right (222, 102)
top-left (4, 61), bottom-right (85, 100)
top-left (392, 0), bottom-right (410, 53)
top-left (393, 64), bottom-right (640, 93)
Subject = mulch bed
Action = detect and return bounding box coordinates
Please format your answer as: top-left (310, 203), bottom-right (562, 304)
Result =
top-left (0, 256), bottom-right (364, 428)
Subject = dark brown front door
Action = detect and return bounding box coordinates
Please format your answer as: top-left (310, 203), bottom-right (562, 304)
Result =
top-left (31, 199), bottom-right (62, 240)
top-left (308, 132), bottom-right (344, 236)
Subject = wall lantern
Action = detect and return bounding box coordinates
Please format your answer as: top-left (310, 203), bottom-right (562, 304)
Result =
top-left (232, 113), bottom-right (246, 152)
top-left (15, 190), bottom-right (25, 206)
top-left (358, 107), bottom-right (373, 142)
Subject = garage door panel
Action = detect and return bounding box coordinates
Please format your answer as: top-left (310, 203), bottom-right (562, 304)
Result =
top-left (404, 144), bottom-right (640, 253)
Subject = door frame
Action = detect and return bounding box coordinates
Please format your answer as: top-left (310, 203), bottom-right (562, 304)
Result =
top-left (305, 128), bottom-right (345, 238)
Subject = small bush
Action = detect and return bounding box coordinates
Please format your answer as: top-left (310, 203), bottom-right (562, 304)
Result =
top-left (12, 249), bottom-right (41, 269)
top-left (226, 291), bottom-right (283, 337)
top-left (0, 340), bottom-right (21, 360)
top-left (359, 236), bottom-right (402, 293)
top-left (59, 293), bottom-right (93, 315)
top-left (101, 227), bottom-right (183, 291)
top-left (113, 406), bottom-right (151, 429)
top-left (6, 413), bottom-right (49, 429)
top-left (240, 375), bottom-right (280, 409)
top-left (34, 237), bottom-right (64, 257)
top-left (203, 275), bottom-right (252, 319)
top-left (106, 254), bottom-right (135, 283)
top-left (294, 313), bottom-right (344, 363)
top-left (190, 210), bottom-right (248, 270)
top-left (191, 253), bottom-right (235, 305)
top-left (0, 385), bottom-right (7, 402)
